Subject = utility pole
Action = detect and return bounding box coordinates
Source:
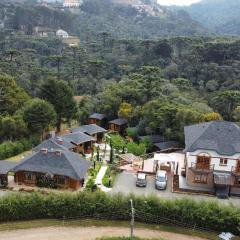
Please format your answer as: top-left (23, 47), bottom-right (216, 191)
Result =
top-left (130, 199), bottom-right (135, 238)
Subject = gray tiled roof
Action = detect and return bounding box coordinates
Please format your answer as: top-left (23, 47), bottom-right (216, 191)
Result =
top-left (154, 141), bottom-right (180, 150)
top-left (109, 118), bottom-right (128, 126)
top-left (33, 138), bottom-right (71, 152)
top-left (71, 124), bottom-right (107, 135)
top-left (184, 121), bottom-right (240, 156)
top-left (0, 161), bottom-right (17, 174)
top-left (89, 113), bottom-right (106, 120)
top-left (61, 132), bottom-right (95, 145)
top-left (12, 150), bottom-right (91, 180)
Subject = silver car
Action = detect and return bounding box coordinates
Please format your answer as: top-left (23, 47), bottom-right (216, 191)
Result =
top-left (136, 173), bottom-right (147, 187)
top-left (155, 170), bottom-right (167, 190)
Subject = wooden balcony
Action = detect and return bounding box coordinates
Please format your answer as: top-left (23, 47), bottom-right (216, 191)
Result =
top-left (190, 162), bottom-right (214, 173)
top-left (231, 166), bottom-right (240, 176)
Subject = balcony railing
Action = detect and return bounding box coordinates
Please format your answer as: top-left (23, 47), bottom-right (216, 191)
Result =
top-left (231, 166), bottom-right (240, 175)
top-left (190, 162), bottom-right (214, 173)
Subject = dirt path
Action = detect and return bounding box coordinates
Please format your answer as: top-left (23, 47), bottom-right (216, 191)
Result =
top-left (0, 226), bottom-right (207, 240)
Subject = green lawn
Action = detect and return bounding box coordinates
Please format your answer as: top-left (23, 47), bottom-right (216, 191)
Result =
top-left (102, 164), bottom-right (120, 188)
top-left (7, 150), bottom-right (32, 162)
top-left (0, 219), bottom-right (232, 240)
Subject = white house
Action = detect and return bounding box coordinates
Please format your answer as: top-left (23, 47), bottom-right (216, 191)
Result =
top-left (184, 121), bottom-right (240, 196)
top-left (56, 29), bottom-right (69, 38)
top-left (63, 0), bottom-right (81, 8)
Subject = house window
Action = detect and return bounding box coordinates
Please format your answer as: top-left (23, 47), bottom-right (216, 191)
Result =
top-left (220, 158), bottom-right (228, 166)
top-left (55, 176), bottom-right (66, 185)
top-left (194, 174), bottom-right (208, 184)
top-left (25, 172), bottom-right (35, 181)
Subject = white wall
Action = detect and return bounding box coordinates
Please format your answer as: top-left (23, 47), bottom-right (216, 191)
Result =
top-left (186, 149), bottom-right (240, 172)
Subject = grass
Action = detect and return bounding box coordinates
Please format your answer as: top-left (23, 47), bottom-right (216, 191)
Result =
top-left (102, 164), bottom-right (120, 188)
top-left (7, 150), bottom-right (32, 162)
top-left (85, 162), bottom-right (102, 190)
top-left (0, 218), bottom-right (234, 240)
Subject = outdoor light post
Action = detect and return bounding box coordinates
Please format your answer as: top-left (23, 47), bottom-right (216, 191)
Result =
top-left (130, 199), bottom-right (135, 238)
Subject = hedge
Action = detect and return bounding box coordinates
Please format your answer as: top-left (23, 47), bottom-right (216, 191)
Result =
top-left (0, 139), bottom-right (32, 159)
top-left (0, 192), bottom-right (239, 235)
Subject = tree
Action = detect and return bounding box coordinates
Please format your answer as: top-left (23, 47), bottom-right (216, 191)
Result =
top-left (201, 112), bottom-right (223, 122)
top-left (23, 99), bottom-right (56, 138)
top-left (110, 134), bottom-right (126, 153)
top-left (0, 74), bottom-right (29, 115)
top-left (39, 79), bottom-right (77, 132)
top-left (45, 55), bottom-right (64, 81)
top-left (210, 91), bottom-right (240, 120)
top-left (127, 142), bottom-right (146, 156)
top-left (118, 102), bottom-right (133, 120)
top-left (0, 116), bottom-right (16, 141)
top-left (233, 106), bottom-right (240, 122)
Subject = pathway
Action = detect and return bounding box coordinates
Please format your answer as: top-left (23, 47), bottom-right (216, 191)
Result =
top-left (95, 165), bottom-right (112, 192)
top-left (0, 226), bottom-right (207, 240)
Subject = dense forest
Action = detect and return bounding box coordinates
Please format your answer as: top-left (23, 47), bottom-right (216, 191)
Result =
top-left (183, 0), bottom-right (240, 36)
top-left (0, 0), bottom-right (240, 158)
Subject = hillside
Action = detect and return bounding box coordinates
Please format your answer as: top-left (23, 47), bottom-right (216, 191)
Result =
top-left (75, 0), bottom-right (208, 40)
top-left (0, 0), bottom-right (208, 40)
top-left (184, 0), bottom-right (240, 36)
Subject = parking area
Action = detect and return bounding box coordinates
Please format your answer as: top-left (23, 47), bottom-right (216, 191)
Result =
top-left (111, 172), bottom-right (240, 206)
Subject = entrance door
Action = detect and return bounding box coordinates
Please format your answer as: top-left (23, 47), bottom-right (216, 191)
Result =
top-left (196, 156), bottom-right (210, 169)
top-left (236, 160), bottom-right (240, 173)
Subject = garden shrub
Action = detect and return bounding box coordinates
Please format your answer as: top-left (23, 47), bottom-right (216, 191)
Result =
top-left (0, 192), bottom-right (239, 234)
top-left (0, 139), bottom-right (32, 159)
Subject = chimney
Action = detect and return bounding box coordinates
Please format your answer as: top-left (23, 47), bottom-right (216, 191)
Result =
top-left (56, 136), bottom-right (64, 145)
top-left (55, 150), bottom-right (62, 156)
top-left (41, 148), bottom-right (48, 155)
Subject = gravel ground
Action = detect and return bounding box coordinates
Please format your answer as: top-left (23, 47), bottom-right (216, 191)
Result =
top-left (111, 172), bottom-right (240, 206)
top-left (0, 226), bottom-right (207, 240)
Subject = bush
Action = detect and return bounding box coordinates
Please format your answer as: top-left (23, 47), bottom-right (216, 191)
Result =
top-left (0, 192), bottom-right (239, 234)
top-left (0, 139), bottom-right (32, 159)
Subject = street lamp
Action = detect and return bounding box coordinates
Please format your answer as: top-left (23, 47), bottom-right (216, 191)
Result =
top-left (130, 199), bottom-right (135, 238)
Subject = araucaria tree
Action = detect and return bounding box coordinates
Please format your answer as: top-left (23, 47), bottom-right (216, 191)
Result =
top-left (39, 79), bottom-right (77, 132)
top-left (23, 98), bottom-right (56, 139)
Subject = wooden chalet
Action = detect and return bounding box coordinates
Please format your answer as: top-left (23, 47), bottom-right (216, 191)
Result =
top-left (88, 113), bottom-right (106, 127)
top-left (12, 149), bottom-right (91, 190)
top-left (71, 124), bottom-right (107, 143)
top-left (60, 132), bottom-right (95, 155)
top-left (34, 132), bottom-right (95, 155)
top-left (108, 118), bottom-right (128, 135)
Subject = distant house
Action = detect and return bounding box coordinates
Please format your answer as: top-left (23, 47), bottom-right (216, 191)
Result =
top-left (0, 161), bottom-right (16, 187)
top-left (12, 149), bottom-right (91, 190)
top-left (63, 0), bottom-right (81, 8)
top-left (71, 124), bottom-right (107, 143)
top-left (118, 153), bottom-right (140, 166)
top-left (33, 137), bottom-right (75, 152)
top-left (108, 118), bottom-right (128, 135)
top-left (153, 141), bottom-right (180, 152)
top-left (34, 132), bottom-right (95, 155)
top-left (60, 132), bottom-right (95, 155)
top-left (56, 29), bottom-right (69, 38)
top-left (88, 113), bottom-right (106, 127)
top-left (33, 26), bottom-right (55, 37)
top-left (184, 121), bottom-right (240, 197)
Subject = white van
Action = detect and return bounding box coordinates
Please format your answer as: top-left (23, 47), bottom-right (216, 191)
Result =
top-left (155, 170), bottom-right (167, 190)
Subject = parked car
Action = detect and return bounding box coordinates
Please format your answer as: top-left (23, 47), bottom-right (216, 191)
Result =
top-left (136, 173), bottom-right (147, 187)
top-left (155, 170), bottom-right (167, 190)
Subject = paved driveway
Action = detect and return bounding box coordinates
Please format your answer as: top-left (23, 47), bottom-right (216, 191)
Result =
top-left (111, 172), bottom-right (240, 206)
